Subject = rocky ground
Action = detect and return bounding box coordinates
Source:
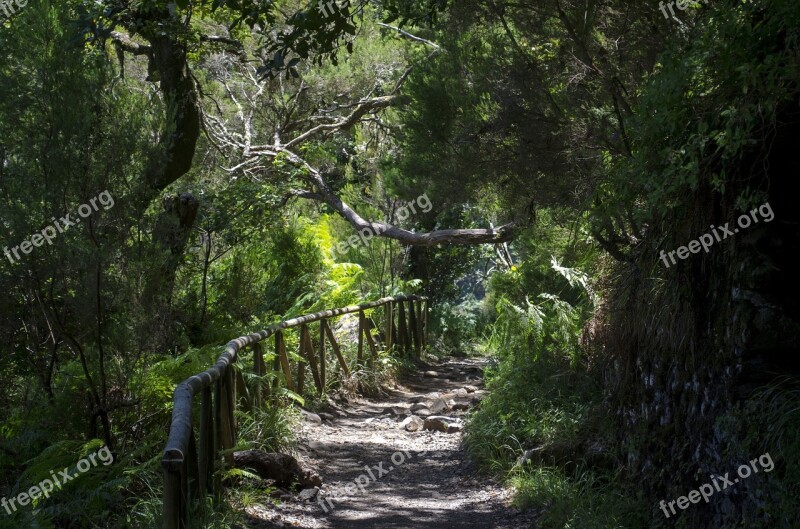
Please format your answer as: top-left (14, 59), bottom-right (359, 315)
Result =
top-left (243, 357), bottom-right (539, 529)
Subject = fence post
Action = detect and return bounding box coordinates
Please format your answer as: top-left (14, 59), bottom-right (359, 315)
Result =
top-left (302, 324), bottom-right (323, 392)
top-left (323, 319), bottom-right (350, 376)
top-left (276, 332), bottom-right (293, 391)
top-left (163, 467), bottom-right (182, 529)
top-left (364, 317), bottom-right (379, 364)
top-left (319, 320), bottom-right (326, 388)
top-left (397, 300), bottom-right (408, 355)
top-left (408, 299), bottom-right (420, 357)
top-left (423, 298), bottom-right (429, 349)
top-left (297, 329), bottom-right (306, 395)
top-left (253, 341), bottom-right (265, 405)
top-left (198, 386), bottom-right (212, 498)
top-left (212, 380), bottom-right (222, 505)
top-left (385, 301), bottom-right (393, 352)
top-left (357, 311), bottom-right (365, 363)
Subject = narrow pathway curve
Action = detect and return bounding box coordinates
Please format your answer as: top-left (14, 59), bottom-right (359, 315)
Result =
top-left (245, 358), bottom-right (538, 528)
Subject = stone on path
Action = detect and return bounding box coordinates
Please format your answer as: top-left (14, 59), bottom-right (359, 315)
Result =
top-left (401, 415), bottom-right (424, 432)
top-left (301, 409), bottom-right (322, 424)
top-left (423, 416), bottom-right (462, 433)
top-left (297, 487), bottom-right (319, 501)
top-left (429, 398), bottom-right (449, 413)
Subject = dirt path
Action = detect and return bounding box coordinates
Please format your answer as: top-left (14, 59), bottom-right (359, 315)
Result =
top-left (244, 357), bottom-right (537, 529)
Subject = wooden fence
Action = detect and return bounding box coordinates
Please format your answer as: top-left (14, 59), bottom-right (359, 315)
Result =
top-left (161, 295), bottom-right (428, 529)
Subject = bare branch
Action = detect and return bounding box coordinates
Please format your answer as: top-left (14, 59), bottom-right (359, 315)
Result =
top-left (110, 31), bottom-right (151, 55)
top-left (282, 94), bottom-right (406, 150)
top-left (278, 150), bottom-right (515, 246)
top-left (377, 23), bottom-right (440, 50)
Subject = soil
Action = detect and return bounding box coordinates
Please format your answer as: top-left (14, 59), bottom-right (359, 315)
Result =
top-left (243, 357), bottom-right (539, 529)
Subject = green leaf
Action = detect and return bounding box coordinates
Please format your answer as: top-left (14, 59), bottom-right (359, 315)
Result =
top-left (278, 387), bottom-right (305, 406)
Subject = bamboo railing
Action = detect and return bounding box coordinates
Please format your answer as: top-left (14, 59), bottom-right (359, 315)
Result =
top-left (161, 295), bottom-right (428, 529)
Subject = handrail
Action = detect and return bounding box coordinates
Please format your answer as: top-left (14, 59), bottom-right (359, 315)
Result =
top-left (161, 294), bottom-right (428, 529)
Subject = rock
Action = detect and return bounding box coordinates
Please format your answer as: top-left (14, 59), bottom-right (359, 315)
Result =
top-left (415, 409), bottom-right (432, 418)
top-left (318, 413), bottom-right (335, 422)
top-left (429, 398), bottom-right (449, 413)
top-left (471, 393), bottom-right (486, 405)
top-left (423, 417), bottom-right (449, 433)
top-left (297, 487), bottom-right (319, 501)
top-left (452, 401), bottom-right (471, 411)
top-left (453, 388), bottom-right (470, 396)
top-left (446, 399), bottom-right (456, 409)
top-left (463, 385), bottom-right (478, 393)
top-left (447, 423), bottom-right (463, 434)
top-left (409, 395), bottom-right (427, 404)
top-left (423, 416), bottom-right (460, 433)
top-left (410, 402), bottom-right (429, 412)
top-left (301, 410), bottom-right (322, 424)
top-left (428, 415), bottom-right (458, 422)
top-left (233, 451), bottom-right (322, 488)
top-left (382, 406), bottom-right (411, 417)
top-left (401, 415), bottom-right (424, 432)
top-left (423, 371), bottom-right (439, 378)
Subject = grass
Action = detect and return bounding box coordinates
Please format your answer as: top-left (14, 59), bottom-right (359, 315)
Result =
top-left (465, 347), bottom-right (648, 529)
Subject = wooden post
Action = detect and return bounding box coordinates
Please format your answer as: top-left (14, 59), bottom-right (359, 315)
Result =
top-left (423, 299), bottom-right (429, 349)
top-left (212, 379), bottom-right (222, 504)
top-left (235, 367), bottom-right (250, 413)
top-left (397, 300), bottom-right (408, 355)
top-left (253, 341), bottom-right (265, 405)
top-left (319, 320), bottom-right (326, 388)
top-left (227, 368), bottom-right (237, 444)
top-left (276, 332), bottom-right (293, 391)
top-left (186, 430), bottom-right (199, 501)
top-left (357, 311), bottom-right (365, 363)
top-left (323, 319), bottom-right (350, 376)
top-left (409, 299), bottom-right (420, 357)
top-left (163, 468), bottom-right (182, 529)
top-left (365, 319), bottom-right (379, 363)
top-left (272, 346), bottom-right (281, 393)
top-left (301, 324), bottom-right (323, 392)
top-left (297, 329), bottom-right (306, 395)
top-left (385, 301), bottom-right (393, 352)
top-left (198, 386), bottom-right (212, 497)
top-left (219, 370), bottom-right (235, 467)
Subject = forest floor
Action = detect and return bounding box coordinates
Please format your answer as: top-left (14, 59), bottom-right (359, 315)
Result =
top-left (242, 357), bottom-right (539, 528)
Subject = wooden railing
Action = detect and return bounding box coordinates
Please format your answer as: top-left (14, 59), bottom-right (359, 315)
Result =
top-left (161, 295), bottom-right (428, 529)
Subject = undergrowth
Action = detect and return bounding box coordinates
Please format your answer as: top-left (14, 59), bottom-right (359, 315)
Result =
top-left (465, 258), bottom-right (648, 528)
